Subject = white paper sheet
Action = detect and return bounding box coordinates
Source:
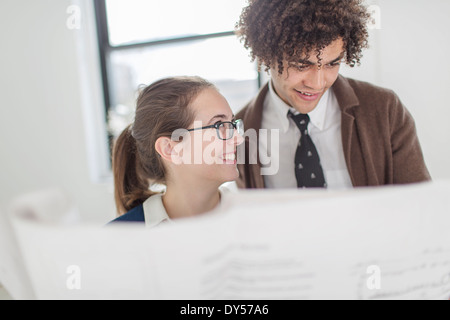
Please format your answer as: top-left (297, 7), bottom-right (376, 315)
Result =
top-left (0, 208), bottom-right (35, 299)
top-left (3, 181), bottom-right (450, 300)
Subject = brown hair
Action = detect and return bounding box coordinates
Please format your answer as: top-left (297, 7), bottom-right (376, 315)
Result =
top-left (236, 0), bottom-right (371, 74)
top-left (112, 76), bottom-right (215, 216)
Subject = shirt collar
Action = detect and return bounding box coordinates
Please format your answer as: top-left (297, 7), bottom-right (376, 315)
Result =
top-left (268, 80), bottom-right (330, 132)
top-left (142, 189), bottom-right (229, 229)
top-left (267, 80), bottom-right (293, 133)
top-left (143, 193), bottom-right (171, 229)
top-left (307, 89), bottom-right (329, 131)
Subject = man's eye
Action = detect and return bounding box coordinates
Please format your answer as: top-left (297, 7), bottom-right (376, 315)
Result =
top-left (291, 64), bottom-right (310, 71)
top-left (326, 61), bottom-right (343, 68)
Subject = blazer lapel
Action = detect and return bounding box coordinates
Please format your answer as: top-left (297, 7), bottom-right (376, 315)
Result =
top-left (237, 84), bottom-right (269, 188)
top-left (332, 75), bottom-right (367, 186)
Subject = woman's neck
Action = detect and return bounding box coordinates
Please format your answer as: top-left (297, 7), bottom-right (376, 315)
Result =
top-left (162, 181), bottom-right (221, 220)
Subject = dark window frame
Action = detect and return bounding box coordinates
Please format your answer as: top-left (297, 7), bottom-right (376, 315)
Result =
top-left (93, 0), bottom-right (261, 150)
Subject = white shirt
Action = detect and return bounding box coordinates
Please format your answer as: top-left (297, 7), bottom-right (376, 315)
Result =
top-left (260, 81), bottom-right (353, 189)
top-left (142, 186), bottom-right (232, 228)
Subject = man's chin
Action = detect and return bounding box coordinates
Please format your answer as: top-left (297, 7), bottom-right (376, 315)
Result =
top-left (291, 103), bottom-right (320, 114)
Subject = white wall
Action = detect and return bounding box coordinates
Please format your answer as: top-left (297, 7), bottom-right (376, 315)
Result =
top-left (0, 0), bottom-right (449, 224)
top-left (341, 0), bottom-right (450, 180)
top-left (0, 0), bottom-right (115, 223)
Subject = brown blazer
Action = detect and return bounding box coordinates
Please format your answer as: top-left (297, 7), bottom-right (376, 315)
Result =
top-left (236, 75), bottom-right (431, 188)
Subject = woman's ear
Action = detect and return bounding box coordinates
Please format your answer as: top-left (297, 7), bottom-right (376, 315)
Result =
top-left (155, 137), bottom-right (182, 164)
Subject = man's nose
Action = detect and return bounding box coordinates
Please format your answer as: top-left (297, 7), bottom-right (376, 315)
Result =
top-left (305, 67), bottom-right (326, 90)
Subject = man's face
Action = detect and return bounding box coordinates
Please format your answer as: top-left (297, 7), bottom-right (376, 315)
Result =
top-left (270, 38), bottom-right (345, 114)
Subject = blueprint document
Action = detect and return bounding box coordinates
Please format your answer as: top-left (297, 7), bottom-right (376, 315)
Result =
top-left (1, 181), bottom-right (450, 300)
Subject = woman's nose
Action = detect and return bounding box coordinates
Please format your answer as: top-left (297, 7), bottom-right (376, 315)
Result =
top-left (229, 131), bottom-right (244, 146)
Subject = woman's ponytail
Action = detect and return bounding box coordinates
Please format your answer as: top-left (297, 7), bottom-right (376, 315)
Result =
top-left (112, 124), bottom-right (154, 215)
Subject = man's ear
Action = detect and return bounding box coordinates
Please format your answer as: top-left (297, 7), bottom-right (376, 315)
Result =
top-left (155, 137), bottom-right (181, 164)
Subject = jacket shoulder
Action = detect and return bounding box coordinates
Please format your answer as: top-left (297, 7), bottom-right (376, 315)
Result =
top-left (236, 83), bottom-right (269, 128)
top-left (108, 204), bottom-right (145, 224)
top-left (348, 77), bottom-right (397, 96)
top-left (335, 76), bottom-right (405, 119)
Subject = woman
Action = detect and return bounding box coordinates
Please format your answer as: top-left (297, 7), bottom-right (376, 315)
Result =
top-left (109, 76), bottom-right (244, 226)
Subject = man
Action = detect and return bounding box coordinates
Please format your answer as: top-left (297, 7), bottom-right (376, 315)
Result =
top-left (235, 0), bottom-right (431, 189)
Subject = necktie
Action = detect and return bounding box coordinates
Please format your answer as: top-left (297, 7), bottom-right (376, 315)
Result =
top-left (289, 112), bottom-right (327, 188)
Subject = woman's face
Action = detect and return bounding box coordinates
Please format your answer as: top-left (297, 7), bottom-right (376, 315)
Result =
top-left (173, 87), bottom-right (244, 185)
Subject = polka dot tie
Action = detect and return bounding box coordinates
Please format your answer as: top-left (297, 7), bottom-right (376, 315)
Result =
top-left (289, 112), bottom-right (327, 188)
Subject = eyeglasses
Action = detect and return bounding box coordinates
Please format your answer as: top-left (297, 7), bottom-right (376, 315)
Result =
top-left (187, 119), bottom-right (244, 141)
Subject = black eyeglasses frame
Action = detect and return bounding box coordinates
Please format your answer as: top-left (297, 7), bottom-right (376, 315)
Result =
top-left (186, 119), bottom-right (244, 141)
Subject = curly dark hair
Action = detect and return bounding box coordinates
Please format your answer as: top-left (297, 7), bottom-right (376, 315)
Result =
top-left (236, 0), bottom-right (371, 74)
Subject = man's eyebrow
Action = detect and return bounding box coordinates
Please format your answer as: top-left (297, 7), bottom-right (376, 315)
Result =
top-left (325, 52), bottom-right (346, 64)
top-left (295, 52), bottom-right (346, 65)
top-left (295, 59), bottom-right (315, 66)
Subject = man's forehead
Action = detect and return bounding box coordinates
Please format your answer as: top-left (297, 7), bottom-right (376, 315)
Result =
top-left (292, 51), bottom-right (346, 64)
top-left (289, 39), bottom-right (346, 63)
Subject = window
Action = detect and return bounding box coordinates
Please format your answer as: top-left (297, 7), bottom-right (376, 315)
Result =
top-left (94, 0), bottom-right (260, 140)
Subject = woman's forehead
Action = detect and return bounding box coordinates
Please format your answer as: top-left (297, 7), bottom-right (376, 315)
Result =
top-left (190, 88), bottom-right (233, 124)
